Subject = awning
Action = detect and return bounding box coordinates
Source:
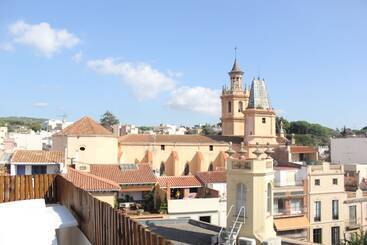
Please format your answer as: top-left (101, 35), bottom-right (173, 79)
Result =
top-left (120, 185), bottom-right (154, 192)
top-left (274, 215), bottom-right (310, 231)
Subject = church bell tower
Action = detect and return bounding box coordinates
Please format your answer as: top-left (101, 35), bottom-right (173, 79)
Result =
top-left (221, 57), bottom-right (249, 136)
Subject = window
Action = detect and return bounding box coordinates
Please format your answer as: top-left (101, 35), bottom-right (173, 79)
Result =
top-left (275, 198), bottom-right (285, 214)
top-left (331, 226), bottom-right (340, 245)
top-left (208, 163), bottom-right (214, 171)
top-left (315, 179), bottom-right (320, 186)
top-left (236, 183), bottom-right (247, 217)
top-left (79, 146), bottom-right (86, 151)
top-left (189, 188), bottom-right (198, 193)
top-left (209, 145), bottom-right (213, 151)
top-left (314, 201), bottom-right (321, 222)
top-left (183, 163), bottom-right (190, 175)
top-left (333, 178), bottom-right (338, 185)
top-left (161, 145), bottom-right (165, 151)
top-left (262, 118), bottom-right (266, 124)
top-left (238, 101), bottom-right (243, 112)
top-left (313, 228), bottom-right (322, 244)
top-left (32, 165), bottom-right (47, 175)
top-left (332, 200), bottom-right (339, 220)
top-left (228, 101), bottom-right (232, 113)
top-left (17, 165), bottom-right (26, 175)
top-left (290, 199), bottom-right (302, 214)
top-left (267, 183), bottom-right (272, 214)
top-left (199, 216), bottom-right (211, 223)
top-left (159, 162), bottom-right (165, 176)
top-left (349, 205), bottom-right (357, 224)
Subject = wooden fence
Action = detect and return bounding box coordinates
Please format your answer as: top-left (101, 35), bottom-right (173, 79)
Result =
top-left (0, 174), bottom-right (172, 245)
top-left (0, 174), bottom-right (56, 203)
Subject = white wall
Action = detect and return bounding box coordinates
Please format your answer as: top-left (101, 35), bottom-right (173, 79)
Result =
top-left (331, 138), bottom-right (367, 164)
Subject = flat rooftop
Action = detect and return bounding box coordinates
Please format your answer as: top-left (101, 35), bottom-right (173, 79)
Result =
top-left (139, 218), bottom-right (220, 245)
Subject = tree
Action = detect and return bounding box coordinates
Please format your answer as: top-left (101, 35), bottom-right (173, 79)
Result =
top-left (100, 111), bottom-right (119, 129)
top-left (340, 229), bottom-right (367, 244)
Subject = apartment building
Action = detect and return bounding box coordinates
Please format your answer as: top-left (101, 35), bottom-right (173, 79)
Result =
top-left (273, 165), bottom-right (309, 241)
top-left (307, 162), bottom-right (346, 245)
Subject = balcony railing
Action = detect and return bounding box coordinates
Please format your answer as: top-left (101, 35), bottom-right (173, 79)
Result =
top-left (274, 208), bottom-right (307, 217)
top-left (345, 218), bottom-right (361, 230)
top-left (0, 174), bottom-right (172, 245)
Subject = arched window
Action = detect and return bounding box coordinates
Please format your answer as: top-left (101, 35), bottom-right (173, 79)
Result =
top-left (267, 183), bottom-right (272, 214)
top-left (228, 101), bottom-right (232, 113)
top-left (159, 162), bottom-right (165, 176)
top-left (236, 183), bottom-right (246, 217)
top-left (208, 163), bottom-right (214, 171)
top-left (238, 101), bottom-right (243, 112)
top-left (184, 163), bottom-right (190, 175)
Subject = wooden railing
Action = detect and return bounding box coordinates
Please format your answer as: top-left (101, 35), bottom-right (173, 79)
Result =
top-left (0, 174), bottom-right (172, 245)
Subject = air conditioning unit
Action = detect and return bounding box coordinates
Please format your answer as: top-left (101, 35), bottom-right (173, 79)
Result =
top-left (238, 237), bottom-right (256, 245)
top-left (262, 237), bottom-right (282, 245)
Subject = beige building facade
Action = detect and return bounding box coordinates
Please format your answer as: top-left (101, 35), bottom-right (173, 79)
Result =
top-left (307, 162), bottom-right (346, 245)
top-left (119, 135), bottom-right (228, 176)
top-left (51, 117), bottom-right (119, 168)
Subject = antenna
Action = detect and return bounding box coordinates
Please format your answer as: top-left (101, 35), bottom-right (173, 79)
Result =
top-left (57, 113), bottom-right (68, 122)
top-left (234, 46), bottom-right (238, 59)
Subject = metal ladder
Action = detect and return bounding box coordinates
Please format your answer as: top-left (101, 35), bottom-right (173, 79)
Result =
top-left (218, 206), bottom-right (245, 245)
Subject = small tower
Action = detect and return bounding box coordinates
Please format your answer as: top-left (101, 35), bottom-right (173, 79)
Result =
top-left (225, 146), bottom-right (278, 244)
top-left (244, 78), bottom-right (278, 158)
top-left (221, 56), bottom-right (250, 136)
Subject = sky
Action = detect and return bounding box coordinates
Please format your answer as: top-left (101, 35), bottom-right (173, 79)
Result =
top-left (0, 0), bottom-right (367, 129)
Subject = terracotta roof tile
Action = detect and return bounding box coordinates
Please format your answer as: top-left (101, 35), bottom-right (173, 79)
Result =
top-left (11, 150), bottom-right (64, 163)
top-left (158, 176), bottom-right (202, 188)
top-left (195, 171), bottom-right (226, 184)
top-left (90, 164), bottom-right (157, 185)
top-left (290, 146), bottom-right (317, 154)
top-left (54, 116), bottom-right (113, 137)
top-left (119, 134), bottom-right (227, 144)
top-left (65, 168), bottom-right (121, 192)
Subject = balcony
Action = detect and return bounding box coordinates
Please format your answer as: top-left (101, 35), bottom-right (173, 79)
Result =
top-left (345, 218), bottom-right (361, 230)
top-left (0, 174), bottom-right (172, 245)
top-left (274, 207), bottom-right (307, 217)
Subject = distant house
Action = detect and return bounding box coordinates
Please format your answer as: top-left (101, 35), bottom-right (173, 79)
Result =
top-left (156, 175), bottom-right (224, 226)
top-left (10, 150), bottom-right (64, 175)
top-left (65, 167), bottom-right (121, 206)
top-left (89, 163), bottom-right (157, 203)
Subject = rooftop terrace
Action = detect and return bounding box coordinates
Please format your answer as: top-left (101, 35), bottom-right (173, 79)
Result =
top-left (0, 174), bottom-right (172, 245)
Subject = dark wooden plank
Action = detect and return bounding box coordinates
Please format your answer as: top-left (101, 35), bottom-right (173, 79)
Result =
top-left (151, 233), bottom-right (157, 245)
top-left (20, 175), bottom-right (25, 200)
top-left (15, 175), bottom-right (20, 200)
top-left (9, 176), bottom-right (15, 201)
top-left (39, 174), bottom-right (44, 199)
top-left (34, 175), bottom-right (40, 198)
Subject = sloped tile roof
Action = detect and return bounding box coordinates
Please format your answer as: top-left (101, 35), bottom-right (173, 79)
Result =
top-left (54, 116), bottom-right (113, 137)
top-left (119, 134), bottom-right (227, 144)
top-left (158, 175), bottom-right (202, 188)
top-left (65, 167), bottom-right (120, 192)
top-left (90, 164), bottom-right (157, 185)
top-left (11, 150), bottom-right (64, 163)
top-left (290, 146), bottom-right (317, 154)
top-left (195, 171), bottom-right (226, 184)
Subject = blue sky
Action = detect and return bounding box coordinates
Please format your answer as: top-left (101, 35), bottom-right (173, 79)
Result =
top-left (0, 0), bottom-right (367, 129)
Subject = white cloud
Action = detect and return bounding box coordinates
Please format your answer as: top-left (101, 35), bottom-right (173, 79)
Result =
top-left (8, 20), bottom-right (80, 57)
top-left (72, 51), bottom-right (83, 63)
top-left (33, 102), bottom-right (48, 107)
top-left (0, 42), bottom-right (15, 51)
top-left (167, 86), bottom-right (220, 116)
top-left (87, 58), bottom-right (176, 100)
